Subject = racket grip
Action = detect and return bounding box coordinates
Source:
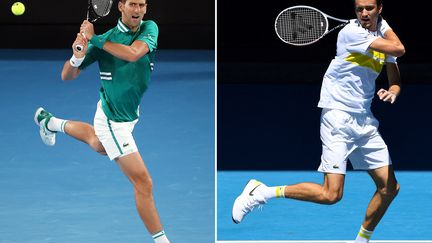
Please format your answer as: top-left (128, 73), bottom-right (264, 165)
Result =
top-left (75, 33), bottom-right (87, 52)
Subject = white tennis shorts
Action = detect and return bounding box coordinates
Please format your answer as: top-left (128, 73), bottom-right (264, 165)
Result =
top-left (318, 108), bottom-right (392, 174)
top-left (94, 101), bottom-right (138, 160)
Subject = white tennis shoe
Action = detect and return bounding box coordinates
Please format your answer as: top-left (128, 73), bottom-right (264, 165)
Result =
top-left (34, 107), bottom-right (56, 146)
top-left (232, 179), bottom-right (267, 224)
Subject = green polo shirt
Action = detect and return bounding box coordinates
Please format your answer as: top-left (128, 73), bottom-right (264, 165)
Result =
top-left (79, 19), bottom-right (158, 122)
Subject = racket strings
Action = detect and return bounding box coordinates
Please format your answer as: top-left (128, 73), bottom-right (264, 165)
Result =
top-left (276, 7), bottom-right (327, 45)
top-left (88, 0), bottom-right (113, 22)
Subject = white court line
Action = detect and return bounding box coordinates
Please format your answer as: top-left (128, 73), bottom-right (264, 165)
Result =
top-left (218, 241), bottom-right (432, 243)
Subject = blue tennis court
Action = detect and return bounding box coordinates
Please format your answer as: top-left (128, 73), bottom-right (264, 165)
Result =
top-left (0, 49), bottom-right (214, 243)
top-left (218, 171), bottom-right (432, 241)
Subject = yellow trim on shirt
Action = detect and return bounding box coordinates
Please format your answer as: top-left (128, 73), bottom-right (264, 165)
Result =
top-left (345, 50), bottom-right (386, 73)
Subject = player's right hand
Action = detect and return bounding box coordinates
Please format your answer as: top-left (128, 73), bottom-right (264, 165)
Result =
top-left (73, 33), bottom-right (88, 57)
top-left (377, 88), bottom-right (397, 104)
top-left (80, 20), bottom-right (95, 41)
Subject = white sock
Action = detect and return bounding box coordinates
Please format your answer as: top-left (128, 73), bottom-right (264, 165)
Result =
top-left (152, 230), bottom-right (170, 243)
top-left (355, 225), bottom-right (373, 243)
top-left (260, 185), bottom-right (286, 200)
top-left (47, 117), bottom-right (68, 133)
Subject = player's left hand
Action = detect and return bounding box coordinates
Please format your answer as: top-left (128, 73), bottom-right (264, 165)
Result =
top-left (80, 20), bottom-right (95, 41)
top-left (377, 88), bottom-right (397, 104)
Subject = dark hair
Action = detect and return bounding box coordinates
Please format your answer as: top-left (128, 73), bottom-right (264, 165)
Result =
top-left (354, 0), bottom-right (383, 6)
top-left (119, 0), bottom-right (148, 3)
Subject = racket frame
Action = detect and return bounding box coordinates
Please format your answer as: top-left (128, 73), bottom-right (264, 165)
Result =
top-left (274, 5), bottom-right (349, 46)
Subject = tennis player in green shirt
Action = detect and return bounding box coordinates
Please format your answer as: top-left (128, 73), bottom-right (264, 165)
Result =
top-left (34, 0), bottom-right (169, 242)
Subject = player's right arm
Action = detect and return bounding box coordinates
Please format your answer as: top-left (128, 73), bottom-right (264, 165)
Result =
top-left (369, 19), bottom-right (405, 57)
top-left (61, 33), bottom-right (88, 80)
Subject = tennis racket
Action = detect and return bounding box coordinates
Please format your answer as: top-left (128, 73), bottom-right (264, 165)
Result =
top-left (76, 0), bottom-right (113, 51)
top-left (274, 5), bottom-right (349, 46)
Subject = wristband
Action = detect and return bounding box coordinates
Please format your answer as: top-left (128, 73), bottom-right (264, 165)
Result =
top-left (70, 55), bottom-right (85, 67)
top-left (90, 35), bottom-right (106, 49)
top-left (386, 55), bottom-right (397, 64)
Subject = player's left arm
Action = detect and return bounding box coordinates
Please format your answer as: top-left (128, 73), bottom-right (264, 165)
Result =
top-left (377, 63), bottom-right (401, 104)
top-left (102, 40), bottom-right (150, 62)
top-left (80, 20), bottom-right (150, 62)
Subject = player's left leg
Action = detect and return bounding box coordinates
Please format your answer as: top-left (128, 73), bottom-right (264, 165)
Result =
top-left (350, 134), bottom-right (399, 242)
top-left (115, 152), bottom-right (170, 243)
top-left (63, 120), bottom-right (106, 155)
top-left (34, 107), bottom-right (106, 155)
top-left (354, 165), bottom-right (399, 243)
top-left (363, 165), bottom-right (399, 230)
top-left (34, 107), bottom-right (57, 146)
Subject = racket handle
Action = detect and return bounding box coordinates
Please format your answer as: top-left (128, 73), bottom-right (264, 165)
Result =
top-left (75, 33), bottom-right (87, 52)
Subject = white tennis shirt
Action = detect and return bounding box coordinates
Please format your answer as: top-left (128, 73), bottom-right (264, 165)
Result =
top-left (318, 19), bottom-right (397, 113)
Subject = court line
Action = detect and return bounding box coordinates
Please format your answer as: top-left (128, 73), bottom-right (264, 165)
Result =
top-left (218, 241), bottom-right (432, 243)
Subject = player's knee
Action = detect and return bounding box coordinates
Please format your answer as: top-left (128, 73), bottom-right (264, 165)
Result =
top-left (378, 182), bottom-right (400, 198)
top-left (323, 191), bottom-right (343, 205)
top-left (133, 173), bottom-right (153, 196)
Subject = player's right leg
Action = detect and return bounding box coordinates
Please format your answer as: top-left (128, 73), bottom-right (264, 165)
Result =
top-left (232, 108), bottom-right (350, 224)
top-left (232, 173), bottom-right (345, 224)
top-left (34, 107), bottom-right (106, 155)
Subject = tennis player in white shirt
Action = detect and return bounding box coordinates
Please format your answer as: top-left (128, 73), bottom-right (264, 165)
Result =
top-left (232, 0), bottom-right (405, 242)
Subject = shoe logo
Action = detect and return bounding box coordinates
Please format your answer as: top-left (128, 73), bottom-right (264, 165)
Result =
top-left (249, 184), bottom-right (261, 196)
top-left (123, 142), bottom-right (129, 147)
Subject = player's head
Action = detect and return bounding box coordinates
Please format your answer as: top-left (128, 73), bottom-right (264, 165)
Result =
top-left (118, 0), bottom-right (147, 31)
top-left (354, 0), bottom-right (383, 31)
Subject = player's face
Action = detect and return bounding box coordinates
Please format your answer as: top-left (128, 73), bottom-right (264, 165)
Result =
top-left (119, 0), bottom-right (147, 31)
top-left (355, 0), bottom-right (382, 31)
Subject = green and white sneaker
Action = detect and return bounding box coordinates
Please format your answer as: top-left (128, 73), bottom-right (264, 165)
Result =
top-left (34, 107), bottom-right (56, 146)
